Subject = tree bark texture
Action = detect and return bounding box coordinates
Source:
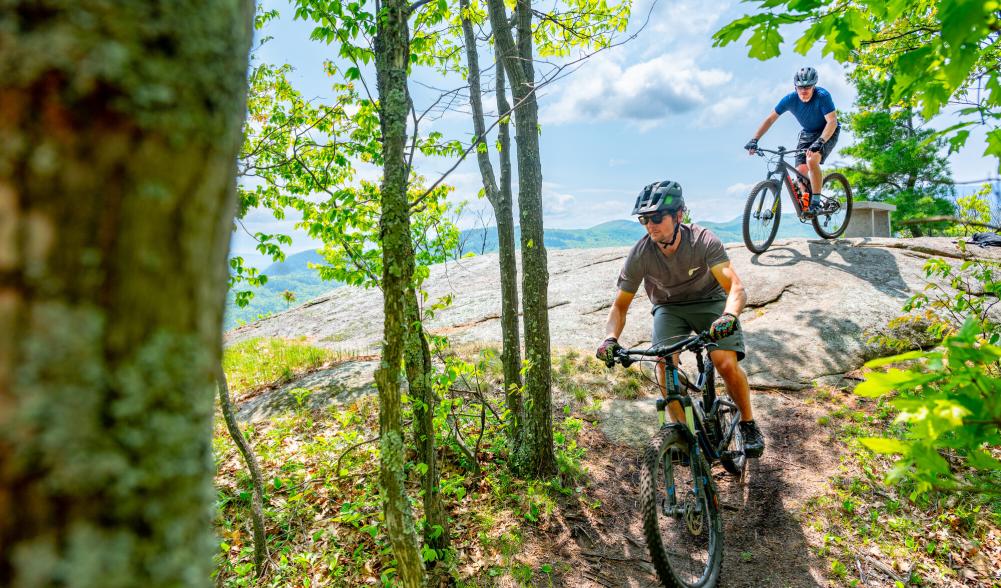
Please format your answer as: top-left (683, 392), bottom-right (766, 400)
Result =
top-left (404, 292), bottom-right (450, 552)
top-left (0, 2), bottom-right (254, 586)
top-left (459, 0), bottom-right (524, 453)
top-left (484, 0), bottom-right (557, 477)
top-left (374, 0), bottom-right (427, 585)
top-left (217, 370), bottom-right (269, 577)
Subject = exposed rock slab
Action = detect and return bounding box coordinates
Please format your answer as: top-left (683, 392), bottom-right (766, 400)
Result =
top-left (598, 398), bottom-right (660, 447)
top-left (227, 237), bottom-right (1000, 391)
top-left (235, 361), bottom-right (379, 422)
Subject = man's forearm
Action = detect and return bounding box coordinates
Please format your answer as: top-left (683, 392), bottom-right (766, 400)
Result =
top-left (821, 119), bottom-right (838, 142)
top-left (605, 307), bottom-right (626, 340)
top-left (754, 116), bottom-right (776, 140)
top-left (724, 287), bottom-right (746, 317)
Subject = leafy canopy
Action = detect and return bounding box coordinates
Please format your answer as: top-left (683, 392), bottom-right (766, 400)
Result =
top-left (834, 75), bottom-right (956, 235)
top-left (714, 0), bottom-right (1001, 169)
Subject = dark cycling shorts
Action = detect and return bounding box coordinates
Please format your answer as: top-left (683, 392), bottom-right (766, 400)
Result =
top-left (652, 299), bottom-right (745, 361)
top-left (795, 125), bottom-right (840, 166)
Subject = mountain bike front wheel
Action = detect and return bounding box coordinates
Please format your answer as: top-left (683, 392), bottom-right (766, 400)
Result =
top-left (641, 424), bottom-right (723, 588)
top-left (812, 172), bottom-right (853, 239)
top-left (742, 180), bottom-right (781, 254)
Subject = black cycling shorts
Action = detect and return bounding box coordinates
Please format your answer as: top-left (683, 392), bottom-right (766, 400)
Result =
top-left (796, 125), bottom-right (840, 166)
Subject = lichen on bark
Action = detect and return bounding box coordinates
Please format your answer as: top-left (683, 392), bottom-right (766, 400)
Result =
top-left (0, 2), bottom-right (254, 585)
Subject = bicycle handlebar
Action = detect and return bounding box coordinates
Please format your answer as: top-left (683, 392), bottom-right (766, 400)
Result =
top-left (753, 146), bottom-right (808, 157)
top-left (607, 331), bottom-right (716, 368)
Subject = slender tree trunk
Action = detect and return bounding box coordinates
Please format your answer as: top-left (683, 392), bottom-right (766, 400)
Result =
top-left (217, 370), bottom-right (269, 576)
top-left (459, 0), bottom-right (524, 455)
top-left (374, 0), bottom-right (426, 584)
top-left (485, 0), bottom-right (557, 477)
top-left (404, 292), bottom-right (450, 552)
top-left (0, 2), bottom-right (253, 585)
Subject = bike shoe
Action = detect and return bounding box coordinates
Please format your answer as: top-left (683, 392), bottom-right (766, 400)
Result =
top-left (808, 194), bottom-right (822, 215)
top-left (739, 420), bottom-right (765, 458)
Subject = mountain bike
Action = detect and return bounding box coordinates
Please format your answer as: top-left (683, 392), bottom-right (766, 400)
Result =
top-left (606, 331), bottom-right (746, 588)
top-left (742, 146), bottom-right (853, 254)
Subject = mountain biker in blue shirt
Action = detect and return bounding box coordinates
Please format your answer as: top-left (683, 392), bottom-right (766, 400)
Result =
top-left (744, 67), bottom-right (840, 215)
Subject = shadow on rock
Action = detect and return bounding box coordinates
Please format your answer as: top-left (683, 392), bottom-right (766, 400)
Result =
top-left (751, 241), bottom-right (909, 300)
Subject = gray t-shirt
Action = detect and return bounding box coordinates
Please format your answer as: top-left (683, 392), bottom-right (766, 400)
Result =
top-left (617, 224), bottom-right (729, 306)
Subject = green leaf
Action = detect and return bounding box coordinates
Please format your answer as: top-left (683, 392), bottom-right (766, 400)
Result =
top-left (747, 23), bottom-right (783, 60)
top-left (948, 130), bottom-right (971, 153)
top-left (984, 129), bottom-right (1001, 168)
top-left (855, 368), bottom-right (921, 397)
top-left (860, 437), bottom-right (910, 454)
top-left (968, 448), bottom-right (1001, 471)
top-left (864, 349), bottom-right (934, 368)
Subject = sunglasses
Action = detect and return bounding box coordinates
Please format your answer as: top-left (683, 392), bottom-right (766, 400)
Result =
top-left (638, 213), bottom-right (666, 225)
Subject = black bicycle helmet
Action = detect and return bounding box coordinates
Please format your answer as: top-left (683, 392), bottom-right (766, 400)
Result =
top-left (632, 180), bottom-right (685, 215)
top-left (794, 66), bottom-right (818, 87)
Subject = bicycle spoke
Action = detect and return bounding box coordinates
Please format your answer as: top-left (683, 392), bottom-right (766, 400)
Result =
top-left (812, 173), bottom-right (853, 239)
top-left (743, 181), bottom-right (782, 254)
top-left (653, 450), bottom-right (717, 585)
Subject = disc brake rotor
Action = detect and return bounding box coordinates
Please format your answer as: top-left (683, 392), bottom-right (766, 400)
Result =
top-left (684, 494), bottom-right (704, 535)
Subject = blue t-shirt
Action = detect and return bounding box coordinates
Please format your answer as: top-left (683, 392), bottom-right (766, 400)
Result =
top-left (774, 87), bottom-right (836, 133)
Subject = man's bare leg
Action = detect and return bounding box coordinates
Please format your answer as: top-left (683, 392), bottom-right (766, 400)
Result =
top-left (798, 149), bottom-right (823, 194)
top-left (709, 349), bottom-right (752, 421)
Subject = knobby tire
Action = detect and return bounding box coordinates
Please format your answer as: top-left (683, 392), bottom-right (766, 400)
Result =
top-left (641, 424), bottom-right (723, 588)
top-left (811, 172), bottom-right (853, 239)
top-left (742, 180), bottom-right (781, 254)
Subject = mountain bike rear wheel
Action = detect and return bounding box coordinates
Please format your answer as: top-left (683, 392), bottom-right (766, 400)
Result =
top-left (742, 180), bottom-right (782, 254)
top-left (641, 424), bottom-right (723, 588)
top-left (812, 172), bottom-right (853, 239)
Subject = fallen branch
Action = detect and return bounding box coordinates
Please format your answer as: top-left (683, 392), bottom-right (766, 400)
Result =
top-left (446, 413), bottom-right (480, 475)
top-left (335, 435), bottom-right (380, 478)
top-left (581, 549), bottom-right (651, 563)
top-left (862, 554), bottom-right (905, 584)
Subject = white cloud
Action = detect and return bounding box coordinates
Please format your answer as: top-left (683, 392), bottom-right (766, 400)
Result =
top-left (697, 96), bottom-right (752, 128)
top-left (725, 182), bottom-right (755, 197)
top-left (544, 191), bottom-right (577, 215)
top-left (814, 62), bottom-right (855, 108)
top-left (649, 0), bottom-right (732, 37)
top-left (542, 54), bottom-right (733, 128)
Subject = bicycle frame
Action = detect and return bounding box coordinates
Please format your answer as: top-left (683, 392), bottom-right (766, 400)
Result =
top-left (619, 334), bottom-right (740, 465)
top-left (661, 354), bottom-right (740, 464)
top-left (758, 146), bottom-right (811, 218)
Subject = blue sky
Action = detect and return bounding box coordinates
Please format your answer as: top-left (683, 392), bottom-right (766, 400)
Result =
top-left (233, 0), bottom-right (999, 267)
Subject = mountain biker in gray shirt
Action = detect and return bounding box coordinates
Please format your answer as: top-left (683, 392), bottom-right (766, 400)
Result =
top-left (745, 66), bottom-right (840, 216)
top-left (595, 180), bottom-right (765, 458)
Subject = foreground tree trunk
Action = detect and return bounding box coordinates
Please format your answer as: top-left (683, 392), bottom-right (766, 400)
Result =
top-left (374, 0), bottom-right (427, 584)
top-left (0, 2), bottom-right (253, 585)
top-left (485, 0), bottom-right (557, 477)
top-left (459, 0), bottom-right (524, 453)
top-left (404, 293), bottom-right (450, 553)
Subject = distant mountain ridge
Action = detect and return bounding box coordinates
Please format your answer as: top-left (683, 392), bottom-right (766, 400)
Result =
top-left (225, 215), bottom-right (815, 329)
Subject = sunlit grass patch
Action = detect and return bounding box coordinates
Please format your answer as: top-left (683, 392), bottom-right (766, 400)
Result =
top-left (224, 337), bottom-right (339, 395)
top-left (215, 343), bottom-right (603, 587)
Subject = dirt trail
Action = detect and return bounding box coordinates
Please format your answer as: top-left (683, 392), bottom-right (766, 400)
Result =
top-left (515, 390), bottom-right (839, 587)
